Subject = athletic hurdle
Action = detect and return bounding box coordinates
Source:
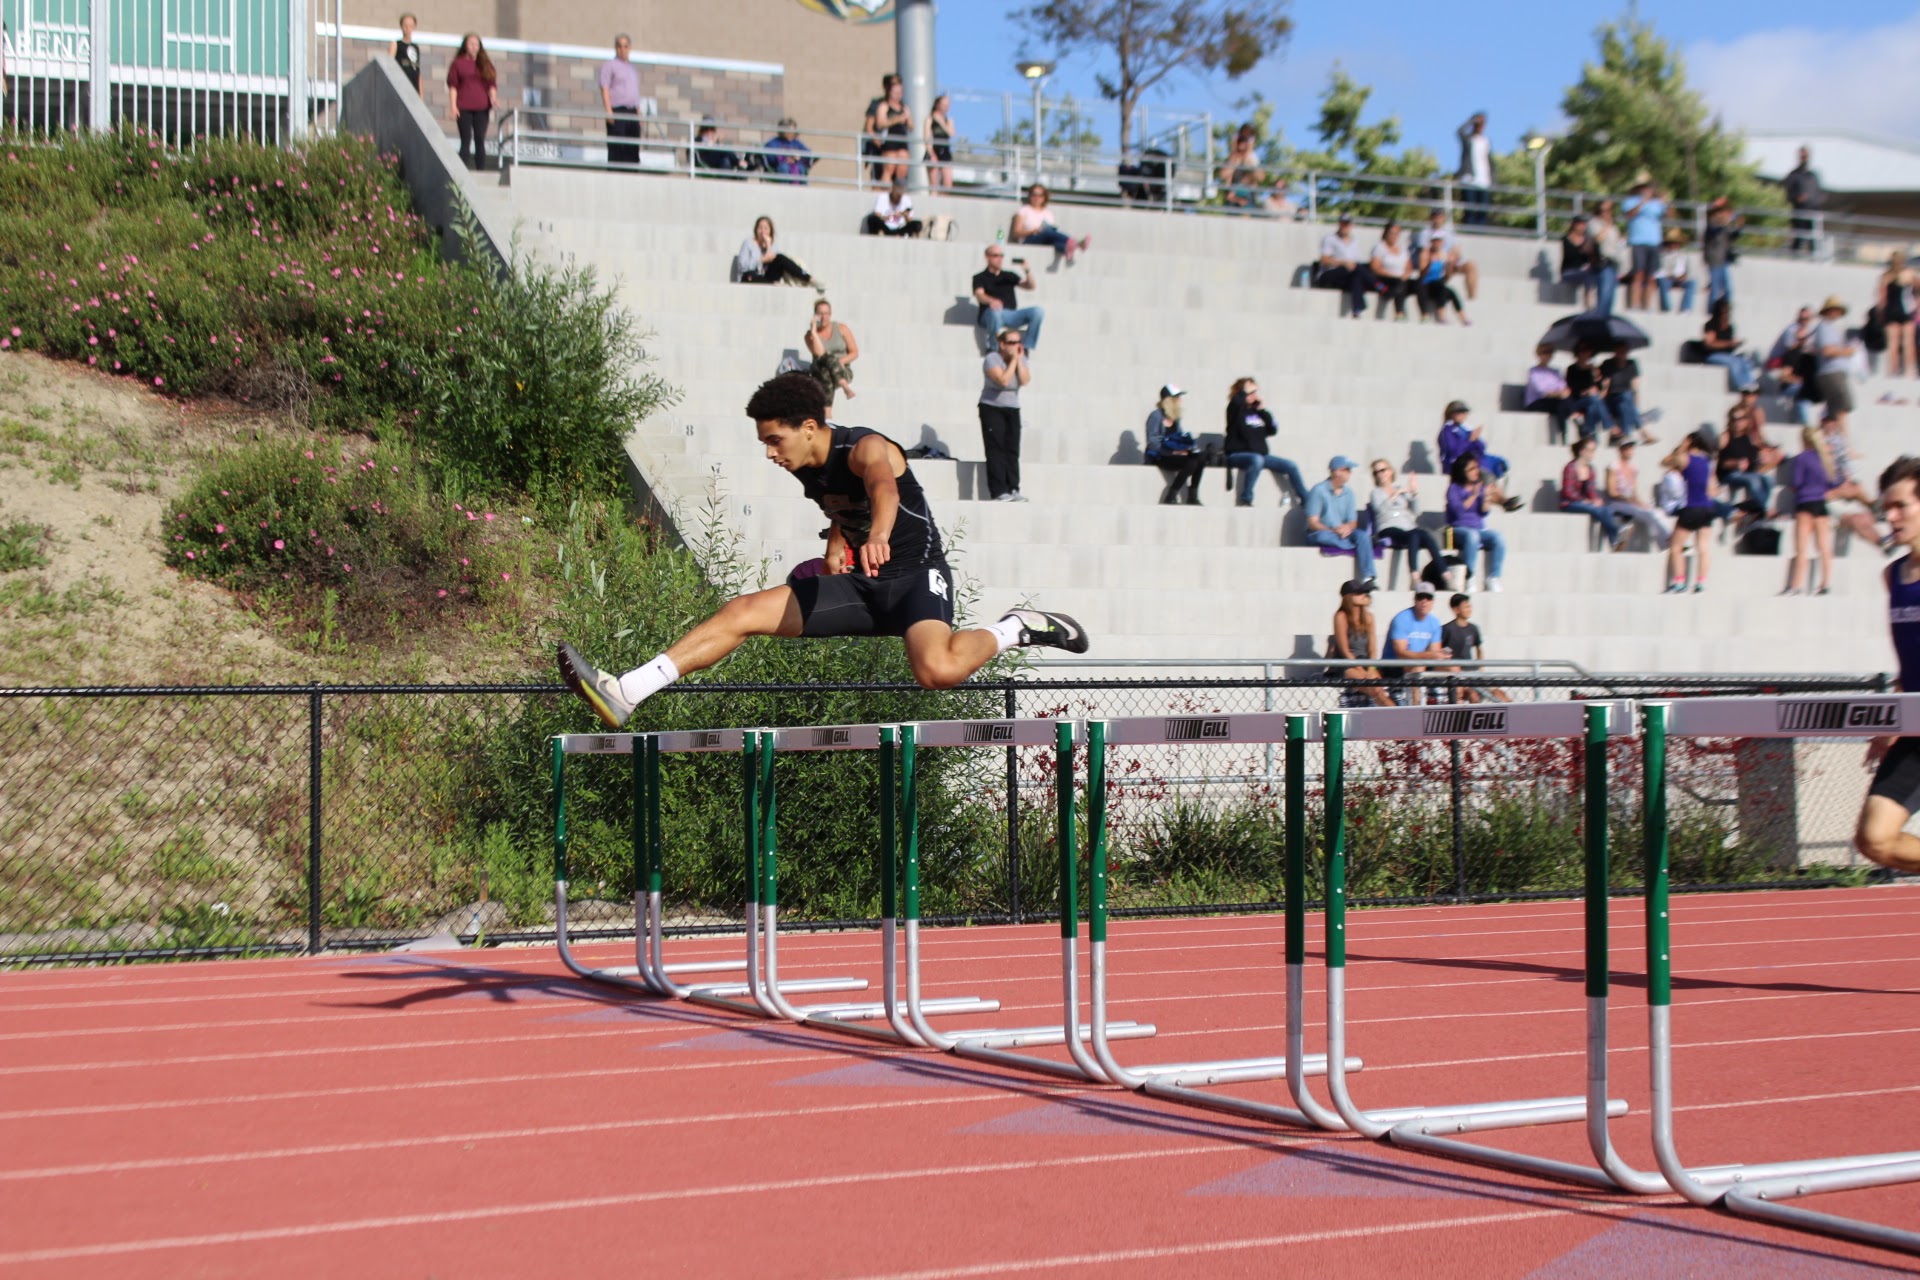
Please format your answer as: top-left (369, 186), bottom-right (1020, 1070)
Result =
top-left (1643, 695), bottom-right (1920, 1256)
top-left (1317, 702), bottom-right (1635, 1168)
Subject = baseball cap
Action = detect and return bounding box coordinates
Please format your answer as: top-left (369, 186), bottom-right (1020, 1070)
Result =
top-left (1413, 589), bottom-right (1435, 600)
top-left (1160, 384), bottom-right (1185, 399)
top-left (1337, 213), bottom-right (1353, 224)
top-left (1445, 400), bottom-right (1469, 416)
top-left (1329, 455), bottom-right (1356, 471)
top-left (1340, 578), bottom-right (1374, 596)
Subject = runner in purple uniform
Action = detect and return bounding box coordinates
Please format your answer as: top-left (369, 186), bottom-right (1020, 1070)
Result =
top-left (1857, 455), bottom-right (1920, 872)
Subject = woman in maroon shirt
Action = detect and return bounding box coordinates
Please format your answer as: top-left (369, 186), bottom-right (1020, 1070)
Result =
top-left (1559, 436), bottom-right (1625, 550)
top-left (446, 33), bottom-right (499, 170)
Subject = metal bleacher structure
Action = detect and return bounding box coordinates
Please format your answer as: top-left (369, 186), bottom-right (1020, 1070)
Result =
top-left (484, 133), bottom-right (1910, 679)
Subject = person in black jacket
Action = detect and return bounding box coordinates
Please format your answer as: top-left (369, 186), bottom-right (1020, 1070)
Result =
top-left (1224, 377), bottom-right (1306, 507)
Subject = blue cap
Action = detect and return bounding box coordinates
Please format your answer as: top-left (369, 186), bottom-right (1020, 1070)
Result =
top-left (1329, 455), bottom-right (1356, 471)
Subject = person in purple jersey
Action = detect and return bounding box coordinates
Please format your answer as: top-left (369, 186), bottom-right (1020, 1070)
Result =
top-left (555, 374), bottom-right (1089, 728)
top-left (1857, 455), bottom-right (1920, 873)
top-left (1662, 430), bottom-right (1719, 594)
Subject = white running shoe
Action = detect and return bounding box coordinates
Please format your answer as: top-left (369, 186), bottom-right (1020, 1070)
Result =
top-left (1487, 578), bottom-right (1504, 594)
top-left (556, 642), bottom-right (636, 729)
top-left (1000, 608), bottom-right (1090, 654)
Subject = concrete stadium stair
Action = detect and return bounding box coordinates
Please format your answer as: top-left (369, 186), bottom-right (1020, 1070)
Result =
top-left (497, 166), bottom-right (1913, 677)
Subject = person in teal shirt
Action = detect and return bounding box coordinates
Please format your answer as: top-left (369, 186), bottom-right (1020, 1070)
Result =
top-left (1622, 174), bottom-right (1668, 312)
top-left (1305, 455), bottom-right (1376, 582)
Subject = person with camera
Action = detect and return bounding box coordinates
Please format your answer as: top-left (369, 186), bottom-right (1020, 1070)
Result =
top-left (804, 297), bottom-right (858, 405)
top-left (980, 329), bottom-right (1030, 502)
top-left (1144, 385), bottom-right (1206, 505)
top-left (971, 245), bottom-right (1044, 352)
top-left (1224, 377), bottom-right (1306, 507)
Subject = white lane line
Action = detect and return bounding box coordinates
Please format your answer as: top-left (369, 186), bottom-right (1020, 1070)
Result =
top-left (0, 1143), bottom-right (1251, 1264)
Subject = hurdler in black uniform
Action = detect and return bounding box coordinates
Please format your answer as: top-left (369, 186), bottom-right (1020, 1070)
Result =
top-left (555, 373), bottom-right (1091, 729)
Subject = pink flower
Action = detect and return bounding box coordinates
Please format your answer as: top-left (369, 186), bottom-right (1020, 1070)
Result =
top-left (501, 572), bottom-right (511, 582)
top-left (460, 558), bottom-right (469, 566)
top-left (153, 377), bottom-right (163, 386)
top-left (0, 340), bottom-right (9, 351)
top-left (304, 450), bottom-right (314, 459)
top-left (273, 539), bottom-right (285, 550)
top-left (185, 551), bottom-right (195, 559)
top-left (8, 327), bottom-right (17, 337)
top-left (482, 513), bottom-right (495, 522)
top-left (436, 589), bottom-right (448, 598)
top-left (214, 524), bottom-right (226, 533)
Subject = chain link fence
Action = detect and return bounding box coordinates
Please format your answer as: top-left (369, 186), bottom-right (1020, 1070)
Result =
top-left (0, 672), bottom-right (1892, 964)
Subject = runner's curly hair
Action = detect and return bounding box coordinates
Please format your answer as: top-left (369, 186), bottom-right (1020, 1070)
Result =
top-left (745, 372), bottom-right (828, 428)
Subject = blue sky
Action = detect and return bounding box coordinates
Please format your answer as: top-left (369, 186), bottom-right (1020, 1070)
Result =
top-left (932, 1), bottom-right (1920, 156)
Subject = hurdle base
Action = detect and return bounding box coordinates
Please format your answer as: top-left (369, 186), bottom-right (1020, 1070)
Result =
top-left (1121, 1053), bottom-right (1361, 1089)
top-left (798, 996), bottom-right (999, 1022)
top-left (1390, 1101), bottom-right (1635, 1193)
top-left (689, 976), bottom-right (869, 999)
top-left (1724, 1188), bottom-right (1920, 1256)
top-left (952, 1020), bottom-right (1156, 1050)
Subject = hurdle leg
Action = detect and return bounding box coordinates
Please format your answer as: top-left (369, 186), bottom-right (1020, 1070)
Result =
top-left (550, 735), bottom-right (655, 994)
top-left (1639, 702), bottom-right (1920, 1254)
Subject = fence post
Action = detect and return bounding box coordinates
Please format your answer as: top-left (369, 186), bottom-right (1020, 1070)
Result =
top-left (87, 0), bottom-right (110, 132)
top-left (307, 682), bottom-right (323, 954)
top-left (1449, 737), bottom-right (1467, 901)
top-left (1004, 680), bottom-right (1021, 922)
top-left (288, 0), bottom-right (311, 140)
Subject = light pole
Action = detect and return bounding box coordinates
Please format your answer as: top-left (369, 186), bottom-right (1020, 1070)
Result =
top-left (1016, 59), bottom-right (1053, 187)
top-left (1525, 133), bottom-right (1555, 240)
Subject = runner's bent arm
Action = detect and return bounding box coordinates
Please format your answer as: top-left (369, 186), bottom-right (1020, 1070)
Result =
top-left (848, 434), bottom-right (903, 577)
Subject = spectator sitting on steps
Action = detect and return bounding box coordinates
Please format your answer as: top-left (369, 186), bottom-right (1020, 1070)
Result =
top-left (733, 215), bottom-right (821, 290)
top-left (1560, 436), bottom-right (1626, 550)
top-left (1656, 227), bottom-right (1697, 313)
top-left (1718, 387), bottom-right (1780, 518)
top-left (1702, 298), bottom-right (1760, 392)
top-left (1438, 399), bottom-right (1512, 482)
top-left (694, 120), bottom-right (743, 177)
top-left (1314, 214), bottom-right (1375, 318)
top-left (1305, 455), bottom-right (1378, 585)
top-left (1601, 341), bottom-right (1656, 444)
top-left (1008, 184), bottom-right (1088, 264)
top-left (1416, 234), bottom-right (1471, 325)
top-left (1368, 459), bottom-right (1444, 582)
top-left (1446, 455), bottom-right (1511, 593)
top-left (863, 180), bottom-right (923, 237)
top-left (1224, 377), bottom-right (1307, 507)
top-left (1560, 216), bottom-right (1602, 310)
top-left (803, 298), bottom-right (858, 404)
top-left (1144, 384), bottom-right (1205, 505)
top-left (971, 245), bottom-right (1043, 352)
top-left (1604, 439), bottom-right (1672, 549)
top-left (1562, 342), bottom-right (1619, 442)
top-left (1369, 221), bottom-right (1415, 320)
top-left (1385, 590), bottom-right (1450, 705)
top-left (763, 118), bottom-right (815, 184)
top-left (1439, 594), bottom-right (1512, 704)
top-left (1329, 579), bottom-right (1395, 708)
top-left (1413, 207), bottom-right (1478, 301)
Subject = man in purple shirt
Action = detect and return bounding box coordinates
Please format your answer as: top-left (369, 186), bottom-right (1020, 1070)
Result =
top-left (599, 35), bottom-right (643, 169)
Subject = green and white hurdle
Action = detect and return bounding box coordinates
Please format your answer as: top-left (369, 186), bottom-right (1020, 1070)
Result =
top-left (1643, 694), bottom-right (1920, 1257)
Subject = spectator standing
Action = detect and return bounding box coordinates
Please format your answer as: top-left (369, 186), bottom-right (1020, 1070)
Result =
top-left (763, 119), bottom-right (815, 183)
top-left (1385, 590), bottom-right (1450, 705)
top-left (1560, 437), bottom-right (1625, 549)
top-left (1589, 199), bottom-right (1626, 316)
top-left (1414, 208), bottom-right (1479, 300)
top-left (1813, 295), bottom-right (1859, 436)
top-left (599, 35), bottom-right (642, 168)
top-left (873, 77), bottom-right (913, 186)
top-left (1224, 378), bottom-right (1307, 507)
top-left (1560, 216), bottom-right (1602, 310)
top-left (1784, 146), bottom-right (1823, 257)
top-left (1663, 431), bottom-right (1719, 593)
top-left (1008, 185), bottom-right (1088, 264)
top-left (971, 245), bottom-right (1043, 351)
top-left (694, 121), bottom-right (743, 177)
top-left (391, 14), bottom-right (421, 94)
top-left (804, 299), bottom-right (858, 404)
top-left (446, 33), bottom-right (499, 171)
top-left (1368, 221), bottom-right (1415, 320)
top-left (1718, 388), bottom-right (1779, 516)
top-left (1305, 456), bottom-right (1377, 583)
top-left (1604, 439), bottom-right (1672, 548)
top-left (1786, 426), bottom-right (1839, 595)
top-left (1329, 580), bottom-right (1394, 708)
top-left (1455, 112), bottom-right (1492, 226)
top-left (733, 215), bottom-right (819, 289)
top-left (925, 94), bottom-right (954, 191)
top-left (1562, 342), bottom-right (1619, 442)
top-left (1702, 198), bottom-right (1742, 308)
top-left (1369, 460), bottom-right (1444, 582)
top-left (1701, 299), bottom-right (1759, 392)
top-left (1438, 400), bottom-right (1511, 480)
top-left (1877, 250), bottom-right (1918, 378)
top-left (979, 329), bottom-right (1029, 501)
top-left (861, 74), bottom-right (898, 183)
top-left (1446, 456), bottom-right (1510, 593)
top-left (1601, 342), bottom-right (1654, 444)
top-left (1655, 227), bottom-right (1696, 313)
top-left (1439, 594), bottom-right (1512, 704)
top-left (864, 179), bottom-right (922, 237)
top-left (1315, 215), bottom-right (1376, 319)
top-left (1145, 385), bottom-right (1205, 505)
top-left (1621, 174), bottom-right (1667, 312)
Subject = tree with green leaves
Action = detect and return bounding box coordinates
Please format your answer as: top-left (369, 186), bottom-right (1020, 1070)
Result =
top-left (1547, 16), bottom-right (1779, 210)
top-left (990, 93), bottom-right (1105, 153)
top-left (1015, 0), bottom-right (1293, 154)
top-left (1285, 67), bottom-right (1438, 224)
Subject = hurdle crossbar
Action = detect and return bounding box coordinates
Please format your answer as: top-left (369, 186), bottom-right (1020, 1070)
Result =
top-left (1319, 702), bottom-right (1634, 1174)
top-left (1643, 696), bottom-right (1920, 1256)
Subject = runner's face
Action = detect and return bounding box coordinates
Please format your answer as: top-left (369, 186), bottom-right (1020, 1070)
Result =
top-left (756, 418), bottom-right (823, 471)
top-left (1885, 478), bottom-right (1920, 547)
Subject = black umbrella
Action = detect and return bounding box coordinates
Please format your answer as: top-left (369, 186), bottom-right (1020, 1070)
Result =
top-left (1537, 312), bottom-right (1651, 352)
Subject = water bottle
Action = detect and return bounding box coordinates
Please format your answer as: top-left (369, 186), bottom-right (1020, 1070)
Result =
top-left (995, 227), bottom-right (1005, 243)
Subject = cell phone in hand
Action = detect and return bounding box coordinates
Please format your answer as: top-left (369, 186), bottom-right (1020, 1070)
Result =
top-left (1010, 257), bottom-right (1027, 266)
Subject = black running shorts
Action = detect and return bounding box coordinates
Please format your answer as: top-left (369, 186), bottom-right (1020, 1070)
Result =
top-left (791, 562), bottom-right (955, 638)
top-left (1675, 505), bottom-right (1716, 531)
top-left (1869, 737), bottom-right (1920, 813)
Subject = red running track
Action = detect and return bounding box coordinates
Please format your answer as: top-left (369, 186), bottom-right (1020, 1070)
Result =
top-left (2, 886), bottom-right (1918, 1279)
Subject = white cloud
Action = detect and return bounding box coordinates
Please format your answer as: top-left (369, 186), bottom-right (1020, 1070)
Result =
top-left (1688, 10), bottom-right (1920, 142)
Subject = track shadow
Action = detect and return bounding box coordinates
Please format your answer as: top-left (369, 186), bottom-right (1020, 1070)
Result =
top-left (1334, 950), bottom-right (1918, 999)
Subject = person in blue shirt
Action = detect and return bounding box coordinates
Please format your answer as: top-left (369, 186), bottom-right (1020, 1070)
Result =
top-left (1622, 174), bottom-right (1668, 312)
top-left (1438, 400), bottom-right (1509, 479)
top-left (1384, 590), bottom-right (1449, 705)
top-left (1857, 455), bottom-right (1920, 872)
top-left (1305, 455), bottom-right (1376, 584)
top-left (762, 118), bottom-right (814, 183)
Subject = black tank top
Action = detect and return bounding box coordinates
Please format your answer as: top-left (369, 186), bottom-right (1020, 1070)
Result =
top-left (794, 424), bottom-right (944, 573)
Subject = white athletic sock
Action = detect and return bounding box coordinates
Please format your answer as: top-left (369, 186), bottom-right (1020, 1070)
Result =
top-left (616, 653), bottom-right (680, 705)
top-left (981, 616), bottom-right (1026, 655)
